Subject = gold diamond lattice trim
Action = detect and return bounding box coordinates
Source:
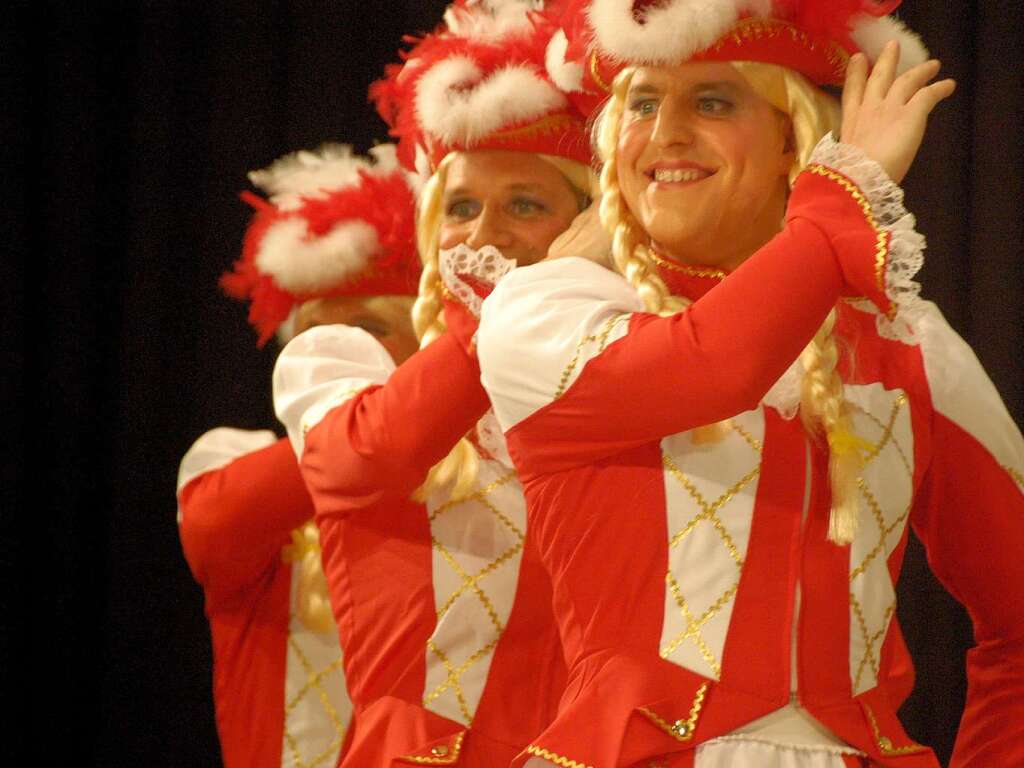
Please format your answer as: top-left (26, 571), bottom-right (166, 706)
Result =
top-left (555, 313), bottom-right (631, 400)
top-left (424, 471), bottom-right (522, 722)
top-left (282, 632), bottom-right (347, 768)
top-left (848, 393), bottom-right (911, 691)
top-left (660, 425), bottom-right (761, 673)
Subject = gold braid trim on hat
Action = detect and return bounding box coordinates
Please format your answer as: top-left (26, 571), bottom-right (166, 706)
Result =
top-left (488, 112), bottom-right (574, 142)
top-left (712, 17), bottom-right (850, 76)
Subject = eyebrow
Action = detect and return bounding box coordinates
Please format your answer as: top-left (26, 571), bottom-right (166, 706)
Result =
top-left (628, 79), bottom-right (744, 96)
top-left (443, 182), bottom-right (548, 198)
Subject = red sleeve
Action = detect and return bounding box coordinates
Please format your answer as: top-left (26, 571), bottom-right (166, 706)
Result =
top-left (178, 437), bottom-right (314, 599)
top-left (508, 171), bottom-right (882, 471)
top-left (301, 331), bottom-right (490, 517)
top-left (911, 414), bottom-right (1024, 767)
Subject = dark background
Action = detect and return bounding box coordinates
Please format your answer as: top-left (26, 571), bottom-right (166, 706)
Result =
top-left (3, 1), bottom-right (1021, 765)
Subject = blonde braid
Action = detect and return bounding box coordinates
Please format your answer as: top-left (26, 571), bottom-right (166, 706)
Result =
top-left (410, 154), bottom-right (481, 502)
top-left (284, 521), bottom-right (335, 634)
top-left (734, 62), bottom-right (860, 544)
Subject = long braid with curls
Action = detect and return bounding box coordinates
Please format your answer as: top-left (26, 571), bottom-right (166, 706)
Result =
top-left (594, 60), bottom-right (860, 544)
top-left (285, 521), bottom-right (336, 634)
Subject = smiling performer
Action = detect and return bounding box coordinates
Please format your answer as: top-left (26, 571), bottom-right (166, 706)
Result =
top-left (177, 143), bottom-right (419, 768)
top-left (474, 1), bottom-right (1022, 766)
top-left (272, 2), bottom-right (594, 766)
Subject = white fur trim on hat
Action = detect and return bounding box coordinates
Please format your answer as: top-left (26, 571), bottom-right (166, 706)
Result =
top-left (255, 218), bottom-right (380, 293)
top-left (414, 57), bottom-right (567, 147)
top-left (546, 29), bottom-right (584, 93)
top-left (850, 15), bottom-right (929, 74)
top-left (444, 0), bottom-right (543, 41)
top-left (586, 0), bottom-right (771, 65)
top-left (249, 144), bottom-right (399, 212)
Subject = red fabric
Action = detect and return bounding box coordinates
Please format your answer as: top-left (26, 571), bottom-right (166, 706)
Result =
top-left (492, 174), bottom-right (995, 766)
top-left (177, 437), bottom-right (315, 768)
top-left (302, 331), bottom-right (566, 765)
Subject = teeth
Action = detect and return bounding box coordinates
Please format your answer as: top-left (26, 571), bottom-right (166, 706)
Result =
top-left (654, 168), bottom-right (701, 183)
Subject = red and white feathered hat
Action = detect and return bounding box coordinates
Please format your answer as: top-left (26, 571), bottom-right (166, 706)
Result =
top-left (370, 0), bottom-right (591, 180)
top-left (221, 143), bottom-right (420, 346)
top-left (545, 0), bottom-right (927, 112)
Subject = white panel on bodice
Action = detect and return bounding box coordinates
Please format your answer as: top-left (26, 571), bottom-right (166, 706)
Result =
top-left (423, 457), bottom-right (526, 725)
top-left (280, 563), bottom-right (352, 768)
top-left (844, 384), bottom-right (915, 695)
top-left (659, 411), bottom-right (765, 680)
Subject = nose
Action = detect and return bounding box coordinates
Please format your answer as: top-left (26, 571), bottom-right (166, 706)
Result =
top-left (649, 95), bottom-right (695, 148)
top-left (464, 205), bottom-right (513, 251)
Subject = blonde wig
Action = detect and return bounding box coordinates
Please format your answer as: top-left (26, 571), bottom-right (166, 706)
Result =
top-left (283, 521), bottom-right (335, 634)
top-left (595, 62), bottom-right (862, 544)
top-left (413, 151), bottom-right (595, 501)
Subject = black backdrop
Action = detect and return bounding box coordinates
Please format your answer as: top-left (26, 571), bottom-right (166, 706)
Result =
top-left (4, 1), bottom-right (1021, 765)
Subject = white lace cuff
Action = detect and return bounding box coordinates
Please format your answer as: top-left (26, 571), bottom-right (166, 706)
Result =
top-left (807, 133), bottom-right (925, 345)
top-left (438, 243), bottom-right (517, 318)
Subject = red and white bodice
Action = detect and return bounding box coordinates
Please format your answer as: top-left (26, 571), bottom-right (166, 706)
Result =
top-left (177, 429), bottom-right (352, 768)
top-left (476, 142), bottom-right (1024, 767)
top-left (273, 326), bottom-right (566, 766)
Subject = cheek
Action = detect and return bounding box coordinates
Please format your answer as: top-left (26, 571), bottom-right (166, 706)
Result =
top-left (438, 221), bottom-right (469, 249)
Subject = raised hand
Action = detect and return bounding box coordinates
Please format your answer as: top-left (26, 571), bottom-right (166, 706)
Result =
top-left (841, 40), bottom-right (956, 184)
top-left (546, 202), bottom-right (613, 268)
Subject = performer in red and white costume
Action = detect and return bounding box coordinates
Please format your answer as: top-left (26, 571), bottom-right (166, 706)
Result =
top-left (475, 2), bottom-right (1017, 767)
top-left (272, 3), bottom-right (595, 765)
top-left (177, 144), bottom-right (420, 768)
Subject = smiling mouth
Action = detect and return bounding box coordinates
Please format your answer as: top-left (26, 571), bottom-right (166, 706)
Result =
top-left (647, 167), bottom-right (714, 184)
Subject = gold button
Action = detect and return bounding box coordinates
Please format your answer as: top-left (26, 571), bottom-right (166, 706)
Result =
top-left (879, 736), bottom-right (894, 751)
top-left (431, 744), bottom-right (450, 757)
top-left (671, 719), bottom-right (690, 738)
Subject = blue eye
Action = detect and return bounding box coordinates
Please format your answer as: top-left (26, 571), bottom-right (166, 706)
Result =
top-left (447, 199), bottom-right (480, 219)
top-left (509, 198), bottom-right (545, 216)
top-left (696, 96), bottom-right (733, 116)
top-left (629, 98), bottom-right (658, 116)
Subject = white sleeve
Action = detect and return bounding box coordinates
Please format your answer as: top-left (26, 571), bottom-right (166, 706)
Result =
top-left (477, 257), bottom-right (641, 433)
top-left (272, 325), bottom-right (396, 457)
top-left (918, 301), bottom-right (1024, 489)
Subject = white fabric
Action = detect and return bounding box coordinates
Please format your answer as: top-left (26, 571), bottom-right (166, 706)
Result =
top-left (727, 703), bottom-right (862, 755)
top-left (439, 243), bottom-right (517, 319)
top-left (273, 325), bottom-right (396, 457)
top-left (917, 301), bottom-right (1024, 493)
top-left (844, 383), bottom-right (915, 695)
top-left (763, 355), bottom-right (805, 420)
top-left (659, 411), bottom-right (764, 680)
top-left (808, 134), bottom-right (926, 345)
top-left (176, 428), bottom-right (278, 522)
top-left (695, 736), bottom-right (857, 767)
top-left (422, 457), bottom-right (526, 726)
top-left (478, 257), bottom-right (642, 432)
top-left (280, 562), bottom-right (352, 768)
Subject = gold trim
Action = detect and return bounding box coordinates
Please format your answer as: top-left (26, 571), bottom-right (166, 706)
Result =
top-left (648, 249), bottom-right (727, 279)
top-left (282, 632), bottom-right (347, 768)
top-left (863, 704), bottom-right (927, 756)
top-left (1006, 466), bottom-right (1024, 490)
top-left (639, 682), bottom-right (709, 742)
top-left (399, 732), bottom-right (466, 765)
top-left (489, 112), bottom-right (574, 142)
top-left (555, 313), bottom-right (631, 399)
top-left (711, 18), bottom-right (850, 76)
top-left (806, 165), bottom-right (894, 321)
top-left (589, 50), bottom-right (612, 94)
top-left (525, 745), bottom-right (594, 768)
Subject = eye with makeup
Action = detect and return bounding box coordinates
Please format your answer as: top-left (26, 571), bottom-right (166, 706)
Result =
top-left (695, 91), bottom-right (735, 117)
top-left (628, 95), bottom-right (659, 118)
top-left (507, 196), bottom-right (548, 217)
top-left (446, 198), bottom-right (482, 220)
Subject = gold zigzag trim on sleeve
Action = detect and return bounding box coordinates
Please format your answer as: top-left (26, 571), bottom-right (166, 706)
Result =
top-left (524, 746), bottom-right (594, 768)
top-left (399, 732), bottom-right (465, 765)
top-left (638, 682), bottom-right (709, 742)
top-left (863, 704), bottom-right (927, 756)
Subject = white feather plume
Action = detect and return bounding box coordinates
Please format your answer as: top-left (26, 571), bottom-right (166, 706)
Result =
top-left (415, 57), bottom-right (567, 147)
top-left (546, 29), bottom-right (584, 93)
top-left (255, 218), bottom-right (380, 293)
top-left (850, 15), bottom-right (929, 74)
top-left (444, 0), bottom-right (544, 41)
top-left (586, 0), bottom-right (772, 65)
top-left (249, 143), bottom-right (400, 212)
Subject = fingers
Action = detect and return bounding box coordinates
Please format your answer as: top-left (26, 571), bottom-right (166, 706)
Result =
top-left (908, 78), bottom-right (957, 114)
top-left (864, 39), bottom-right (900, 103)
top-left (889, 58), bottom-right (941, 105)
top-left (841, 52), bottom-right (868, 135)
